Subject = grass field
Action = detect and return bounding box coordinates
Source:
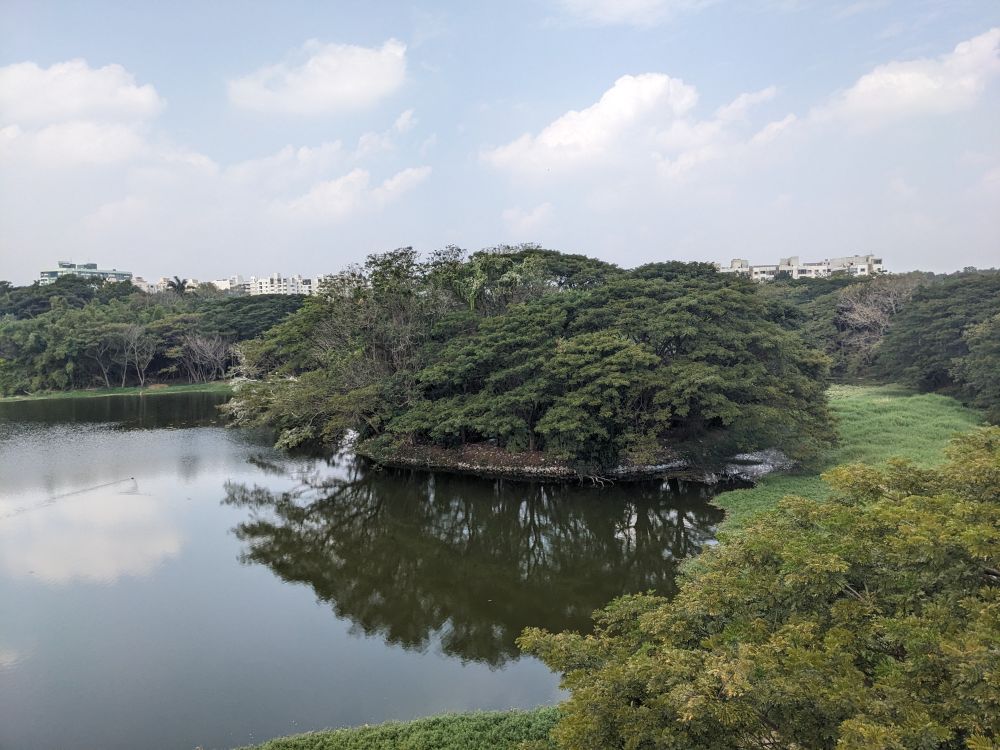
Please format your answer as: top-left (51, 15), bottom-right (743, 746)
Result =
top-left (233, 709), bottom-right (558, 750)
top-left (715, 384), bottom-right (981, 530)
top-left (0, 381), bottom-right (232, 402)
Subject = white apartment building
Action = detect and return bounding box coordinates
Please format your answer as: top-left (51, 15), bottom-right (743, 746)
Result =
top-left (245, 273), bottom-right (315, 296)
top-left (40, 261), bottom-right (133, 285)
top-left (132, 272), bottom-right (327, 296)
top-left (718, 254), bottom-right (885, 281)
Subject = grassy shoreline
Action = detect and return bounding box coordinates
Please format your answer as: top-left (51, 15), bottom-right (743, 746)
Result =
top-left (714, 383), bottom-right (981, 531)
top-left (0, 381), bottom-right (233, 402)
top-left (232, 709), bottom-right (560, 750)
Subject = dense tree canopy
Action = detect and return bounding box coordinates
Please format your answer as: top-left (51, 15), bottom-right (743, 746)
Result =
top-left (520, 427), bottom-right (1000, 750)
top-left (227, 247), bottom-right (834, 472)
top-left (760, 269), bottom-right (1000, 419)
top-left (876, 272), bottom-right (1000, 394)
top-left (0, 279), bottom-right (304, 394)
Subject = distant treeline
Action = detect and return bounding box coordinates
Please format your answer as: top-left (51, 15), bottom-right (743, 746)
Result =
top-left (0, 276), bottom-right (303, 394)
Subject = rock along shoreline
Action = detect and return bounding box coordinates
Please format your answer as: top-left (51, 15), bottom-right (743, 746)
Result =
top-left (356, 442), bottom-right (793, 485)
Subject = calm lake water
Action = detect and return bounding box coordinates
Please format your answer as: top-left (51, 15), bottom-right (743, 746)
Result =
top-left (0, 393), bottom-right (726, 750)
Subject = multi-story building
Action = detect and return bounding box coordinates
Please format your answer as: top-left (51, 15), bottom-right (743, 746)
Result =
top-left (130, 271), bottom-right (327, 296)
top-left (209, 275), bottom-right (249, 294)
top-left (244, 273), bottom-right (316, 296)
top-left (718, 254), bottom-right (884, 281)
top-left (39, 261), bottom-right (133, 285)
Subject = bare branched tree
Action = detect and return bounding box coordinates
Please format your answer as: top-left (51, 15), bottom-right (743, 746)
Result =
top-left (179, 334), bottom-right (230, 383)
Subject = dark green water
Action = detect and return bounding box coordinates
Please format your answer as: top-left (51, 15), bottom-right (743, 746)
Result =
top-left (0, 393), bottom-right (726, 750)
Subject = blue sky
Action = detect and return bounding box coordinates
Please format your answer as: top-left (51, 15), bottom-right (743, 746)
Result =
top-left (1, 0), bottom-right (998, 284)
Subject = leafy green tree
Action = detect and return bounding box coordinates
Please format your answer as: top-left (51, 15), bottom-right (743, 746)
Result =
top-left (954, 313), bottom-right (1000, 423)
top-left (876, 272), bottom-right (1000, 391)
top-left (520, 427), bottom-right (1000, 750)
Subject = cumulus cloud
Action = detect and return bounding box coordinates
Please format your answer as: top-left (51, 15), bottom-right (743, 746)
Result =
top-left (0, 59), bottom-right (164, 125)
top-left (556, 0), bottom-right (716, 26)
top-left (483, 73), bottom-right (699, 173)
top-left (484, 27), bottom-right (999, 187)
top-left (272, 165), bottom-right (431, 222)
top-left (0, 59), bottom-right (164, 168)
top-left (483, 74), bottom-right (785, 181)
top-left (228, 39), bottom-right (407, 115)
top-left (815, 27), bottom-right (1000, 127)
top-left (0, 121), bottom-right (148, 166)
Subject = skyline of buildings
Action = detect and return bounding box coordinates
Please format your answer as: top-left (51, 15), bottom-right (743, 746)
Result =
top-left (37, 253), bottom-right (888, 294)
top-left (716, 254), bottom-right (885, 280)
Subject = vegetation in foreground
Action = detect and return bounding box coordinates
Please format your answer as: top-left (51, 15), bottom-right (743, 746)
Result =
top-left (0, 381), bottom-right (232, 402)
top-left (234, 709), bottom-right (559, 750)
top-left (716, 383), bottom-right (981, 529)
top-left (521, 427), bottom-right (1000, 750)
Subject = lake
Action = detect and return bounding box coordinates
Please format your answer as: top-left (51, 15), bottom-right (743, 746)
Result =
top-left (0, 392), bottom-right (727, 750)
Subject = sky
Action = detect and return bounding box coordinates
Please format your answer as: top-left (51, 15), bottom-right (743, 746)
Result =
top-left (0, 0), bottom-right (998, 284)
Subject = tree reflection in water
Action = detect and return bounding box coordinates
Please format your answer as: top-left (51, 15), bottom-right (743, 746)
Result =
top-left (224, 458), bottom-right (726, 667)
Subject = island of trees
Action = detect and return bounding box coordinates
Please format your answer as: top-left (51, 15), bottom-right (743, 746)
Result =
top-left (220, 246), bottom-right (998, 477)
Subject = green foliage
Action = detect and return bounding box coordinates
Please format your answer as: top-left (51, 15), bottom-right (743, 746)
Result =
top-left (521, 427), bottom-right (1000, 750)
top-left (876, 271), bottom-right (1000, 392)
top-left (234, 709), bottom-right (559, 750)
top-left (954, 313), bottom-right (1000, 424)
top-left (762, 273), bottom-right (929, 379)
top-left (0, 280), bottom-right (302, 396)
top-left (0, 274), bottom-right (135, 319)
top-left (197, 294), bottom-right (305, 340)
top-left (229, 249), bottom-right (834, 472)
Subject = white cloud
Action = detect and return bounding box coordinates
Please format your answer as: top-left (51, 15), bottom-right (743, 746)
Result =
top-left (483, 73), bottom-right (698, 173)
top-left (0, 120), bottom-right (148, 166)
top-left (226, 141), bottom-right (346, 188)
top-left (394, 108), bottom-right (417, 133)
top-left (715, 86), bottom-right (777, 121)
top-left (556, 0), bottom-right (716, 27)
top-left (750, 113), bottom-right (798, 144)
top-left (815, 27), bottom-right (1000, 127)
top-left (503, 202), bottom-right (554, 234)
top-left (228, 39), bottom-right (407, 115)
top-left (273, 165), bottom-right (431, 222)
top-left (0, 59), bottom-right (163, 125)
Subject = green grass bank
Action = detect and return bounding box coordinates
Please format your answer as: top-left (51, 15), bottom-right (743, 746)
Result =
top-left (715, 384), bottom-right (981, 530)
top-left (0, 381), bottom-right (232, 402)
top-left (233, 709), bottom-right (559, 750)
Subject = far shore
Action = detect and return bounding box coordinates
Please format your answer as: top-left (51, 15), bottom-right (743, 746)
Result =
top-left (0, 381), bottom-right (233, 402)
